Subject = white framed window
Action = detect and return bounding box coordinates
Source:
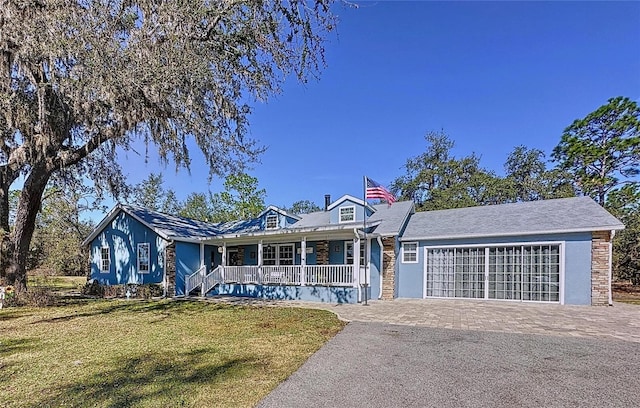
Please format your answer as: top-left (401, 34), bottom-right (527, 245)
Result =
top-left (137, 243), bottom-right (150, 273)
top-left (262, 244), bottom-right (294, 266)
top-left (339, 206), bottom-right (355, 223)
top-left (424, 242), bottom-right (563, 303)
top-left (100, 247), bottom-right (110, 273)
top-left (345, 241), bottom-right (366, 266)
top-left (266, 214), bottom-right (278, 230)
top-left (402, 242), bottom-right (418, 263)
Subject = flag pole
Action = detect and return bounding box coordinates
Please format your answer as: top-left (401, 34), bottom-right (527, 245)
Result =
top-left (362, 176), bottom-right (369, 306)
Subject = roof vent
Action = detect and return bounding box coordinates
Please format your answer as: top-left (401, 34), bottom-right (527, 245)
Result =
top-left (324, 194), bottom-right (331, 211)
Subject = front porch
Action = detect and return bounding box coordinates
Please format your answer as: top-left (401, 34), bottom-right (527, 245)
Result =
top-left (182, 233), bottom-right (380, 303)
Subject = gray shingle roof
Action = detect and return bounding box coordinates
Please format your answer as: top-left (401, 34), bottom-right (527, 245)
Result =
top-left (401, 196), bottom-right (624, 241)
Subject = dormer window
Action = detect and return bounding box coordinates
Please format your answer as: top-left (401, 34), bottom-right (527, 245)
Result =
top-left (339, 206), bottom-right (355, 223)
top-left (266, 214), bottom-right (278, 230)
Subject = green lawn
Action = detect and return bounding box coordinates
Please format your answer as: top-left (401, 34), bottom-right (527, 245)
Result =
top-left (0, 299), bottom-right (345, 407)
top-left (28, 275), bottom-right (86, 293)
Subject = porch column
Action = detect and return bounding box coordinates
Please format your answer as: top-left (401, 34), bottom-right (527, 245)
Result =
top-left (301, 237), bottom-right (307, 286)
top-left (199, 242), bottom-right (205, 297)
top-left (353, 237), bottom-right (361, 288)
top-left (258, 240), bottom-right (263, 284)
top-left (221, 242), bottom-right (227, 280)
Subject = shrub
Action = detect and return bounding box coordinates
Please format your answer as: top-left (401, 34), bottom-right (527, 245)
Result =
top-left (81, 281), bottom-right (163, 299)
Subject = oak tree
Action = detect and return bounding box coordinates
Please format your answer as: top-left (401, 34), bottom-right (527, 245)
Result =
top-left (0, 0), bottom-right (335, 291)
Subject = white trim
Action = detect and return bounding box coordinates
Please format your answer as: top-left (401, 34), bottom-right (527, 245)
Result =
top-left (100, 246), bottom-right (110, 273)
top-left (339, 206), bottom-right (356, 223)
top-left (344, 241), bottom-right (365, 266)
top-left (265, 214), bottom-right (278, 230)
top-left (400, 225), bottom-right (624, 242)
top-left (137, 243), bottom-right (150, 274)
top-left (423, 240), bottom-right (564, 250)
top-left (401, 242), bottom-right (418, 263)
top-left (423, 240), bottom-right (565, 303)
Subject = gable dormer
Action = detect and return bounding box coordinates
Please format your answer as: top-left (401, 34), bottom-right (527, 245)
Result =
top-left (258, 206), bottom-right (301, 230)
top-left (327, 195), bottom-right (375, 224)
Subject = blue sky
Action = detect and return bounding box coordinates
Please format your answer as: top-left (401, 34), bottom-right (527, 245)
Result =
top-left (120, 1), bottom-right (640, 212)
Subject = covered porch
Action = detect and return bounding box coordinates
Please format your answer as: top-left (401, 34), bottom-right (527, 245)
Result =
top-left (185, 229), bottom-right (383, 303)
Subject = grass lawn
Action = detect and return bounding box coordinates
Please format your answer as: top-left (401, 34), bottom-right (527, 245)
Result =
top-left (27, 275), bottom-right (86, 294)
top-left (0, 299), bottom-right (345, 407)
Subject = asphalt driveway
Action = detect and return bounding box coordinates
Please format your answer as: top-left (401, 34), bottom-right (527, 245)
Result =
top-left (258, 321), bottom-right (640, 408)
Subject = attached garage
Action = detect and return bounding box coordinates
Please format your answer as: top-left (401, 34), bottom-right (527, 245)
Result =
top-left (397, 197), bottom-right (624, 305)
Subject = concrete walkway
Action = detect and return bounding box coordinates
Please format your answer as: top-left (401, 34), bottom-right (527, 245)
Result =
top-left (210, 297), bottom-right (640, 342)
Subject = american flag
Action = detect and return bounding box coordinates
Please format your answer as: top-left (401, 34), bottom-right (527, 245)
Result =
top-left (366, 177), bottom-right (396, 204)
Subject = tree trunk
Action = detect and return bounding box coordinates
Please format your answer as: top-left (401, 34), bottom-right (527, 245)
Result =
top-left (0, 169), bottom-right (17, 285)
top-left (5, 165), bottom-right (51, 293)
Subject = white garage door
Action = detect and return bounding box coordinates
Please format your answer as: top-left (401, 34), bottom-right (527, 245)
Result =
top-left (424, 243), bottom-right (562, 302)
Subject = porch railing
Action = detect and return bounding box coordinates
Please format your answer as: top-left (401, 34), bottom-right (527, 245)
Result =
top-left (305, 265), bottom-right (354, 286)
top-left (185, 265), bottom-right (206, 294)
top-left (201, 266), bottom-right (223, 295)
top-left (190, 264), bottom-right (357, 296)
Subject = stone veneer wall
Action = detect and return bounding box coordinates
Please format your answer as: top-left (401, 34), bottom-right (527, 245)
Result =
top-left (591, 231), bottom-right (611, 306)
top-left (316, 241), bottom-right (329, 265)
top-left (165, 244), bottom-right (176, 297)
top-left (381, 237), bottom-right (396, 300)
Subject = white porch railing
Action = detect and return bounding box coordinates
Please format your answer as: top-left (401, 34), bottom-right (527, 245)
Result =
top-left (201, 266), bottom-right (223, 295)
top-left (189, 264), bottom-right (356, 296)
top-left (185, 265), bottom-right (206, 294)
top-left (305, 265), bottom-right (354, 286)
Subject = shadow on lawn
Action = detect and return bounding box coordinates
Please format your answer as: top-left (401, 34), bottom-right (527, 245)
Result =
top-left (25, 348), bottom-right (259, 408)
top-left (30, 299), bottom-right (236, 324)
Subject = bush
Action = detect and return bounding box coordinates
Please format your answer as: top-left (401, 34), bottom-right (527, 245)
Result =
top-left (3, 287), bottom-right (58, 308)
top-left (81, 281), bottom-right (163, 299)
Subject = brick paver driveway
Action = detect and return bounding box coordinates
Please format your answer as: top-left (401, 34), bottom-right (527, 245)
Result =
top-left (303, 298), bottom-right (640, 342)
top-left (213, 296), bottom-right (640, 342)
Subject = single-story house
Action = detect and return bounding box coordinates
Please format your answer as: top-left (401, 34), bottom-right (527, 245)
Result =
top-left (83, 194), bottom-right (624, 305)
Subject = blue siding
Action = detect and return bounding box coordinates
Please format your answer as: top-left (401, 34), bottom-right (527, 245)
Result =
top-left (369, 239), bottom-right (382, 300)
top-left (397, 232), bottom-right (593, 305)
top-left (210, 284), bottom-right (357, 303)
top-left (243, 244), bottom-right (258, 265)
top-left (90, 211), bottom-right (166, 285)
top-left (175, 241), bottom-right (200, 296)
top-left (329, 240), bottom-right (345, 264)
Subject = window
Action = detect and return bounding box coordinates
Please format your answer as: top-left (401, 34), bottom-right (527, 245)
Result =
top-left (339, 206), bottom-right (355, 223)
top-left (262, 244), bottom-right (294, 266)
top-left (424, 243), bottom-right (561, 302)
top-left (266, 215), bottom-right (278, 230)
top-left (345, 242), bottom-right (366, 266)
top-left (100, 247), bottom-right (110, 273)
top-left (137, 243), bottom-right (150, 273)
top-left (402, 242), bottom-right (418, 263)
top-left (263, 245), bottom-right (277, 265)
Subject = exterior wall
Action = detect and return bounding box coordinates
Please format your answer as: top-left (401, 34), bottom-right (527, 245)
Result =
top-left (261, 208), bottom-right (299, 229)
top-left (295, 242), bottom-right (317, 265)
top-left (591, 231), bottom-right (611, 306)
top-left (243, 244), bottom-right (259, 266)
top-left (381, 237), bottom-right (396, 300)
top-left (89, 211), bottom-right (167, 285)
top-left (174, 241), bottom-right (200, 296)
top-left (210, 284), bottom-right (357, 303)
top-left (397, 232), bottom-right (593, 305)
top-left (369, 239), bottom-right (382, 300)
top-left (329, 240), bottom-right (345, 264)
